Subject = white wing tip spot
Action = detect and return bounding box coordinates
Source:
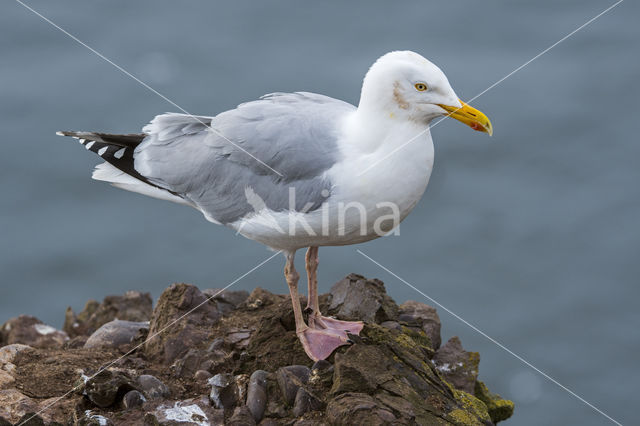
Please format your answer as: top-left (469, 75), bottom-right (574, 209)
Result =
top-left (79, 138), bottom-right (86, 144)
top-left (98, 146), bottom-right (108, 156)
top-left (55, 131), bottom-right (64, 136)
top-left (114, 147), bottom-right (126, 159)
top-left (85, 141), bottom-right (95, 150)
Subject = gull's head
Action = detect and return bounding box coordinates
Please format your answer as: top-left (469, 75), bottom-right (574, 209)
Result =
top-left (359, 51), bottom-right (492, 135)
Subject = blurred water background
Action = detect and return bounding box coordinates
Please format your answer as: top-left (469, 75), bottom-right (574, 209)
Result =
top-left (1, 1), bottom-right (639, 424)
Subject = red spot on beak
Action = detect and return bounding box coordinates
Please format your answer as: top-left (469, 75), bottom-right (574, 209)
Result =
top-left (470, 122), bottom-right (483, 131)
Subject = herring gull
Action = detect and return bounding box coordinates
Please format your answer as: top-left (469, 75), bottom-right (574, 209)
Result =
top-left (57, 51), bottom-right (492, 361)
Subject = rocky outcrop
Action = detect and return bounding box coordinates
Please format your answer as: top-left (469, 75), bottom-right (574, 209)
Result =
top-left (0, 276), bottom-right (514, 425)
top-left (327, 273), bottom-right (399, 323)
top-left (433, 336), bottom-right (480, 394)
top-left (83, 320), bottom-right (149, 350)
top-left (144, 283), bottom-right (221, 365)
top-left (399, 299), bottom-right (442, 350)
top-left (63, 290), bottom-right (152, 338)
top-left (0, 316), bottom-right (68, 349)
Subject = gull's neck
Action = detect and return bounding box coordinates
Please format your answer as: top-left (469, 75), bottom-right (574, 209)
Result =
top-left (345, 105), bottom-right (431, 155)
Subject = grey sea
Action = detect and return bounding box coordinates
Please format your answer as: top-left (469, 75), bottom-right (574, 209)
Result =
top-left (1, 1), bottom-right (638, 424)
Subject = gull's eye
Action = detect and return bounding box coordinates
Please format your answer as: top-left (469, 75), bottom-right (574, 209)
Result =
top-left (414, 83), bottom-right (428, 92)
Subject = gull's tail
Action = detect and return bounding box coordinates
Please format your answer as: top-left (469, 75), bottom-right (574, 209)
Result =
top-left (56, 130), bottom-right (145, 178)
top-left (56, 130), bottom-right (189, 205)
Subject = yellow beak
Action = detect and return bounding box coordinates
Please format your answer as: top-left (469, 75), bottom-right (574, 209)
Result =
top-left (438, 100), bottom-right (493, 136)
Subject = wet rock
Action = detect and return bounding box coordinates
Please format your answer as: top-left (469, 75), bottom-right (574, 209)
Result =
top-left (293, 387), bottom-right (323, 416)
top-left (0, 316), bottom-right (68, 349)
top-left (122, 390), bottom-right (146, 409)
top-left (328, 274), bottom-right (398, 323)
top-left (432, 336), bottom-right (480, 394)
top-left (145, 284), bottom-right (221, 364)
top-left (136, 374), bottom-right (170, 400)
top-left (203, 289), bottom-right (250, 315)
top-left (145, 399), bottom-right (222, 425)
top-left (228, 406), bottom-right (256, 426)
top-left (84, 320), bottom-right (149, 349)
top-left (208, 373), bottom-right (238, 409)
top-left (276, 365), bottom-right (310, 406)
top-left (64, 291), bottom-right (152, 338)
top-left (398, 300), bottom-right (442, 350)
top-left (475, 380), bottom-right (515, 424)
top-left (85, 370), bottom-right (137, 408)
top-left (246, 370), bottom-right (268, 422)
top-left (326, 393), bottom-right (397, 425)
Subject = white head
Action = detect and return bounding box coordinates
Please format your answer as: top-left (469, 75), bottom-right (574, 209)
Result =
top-left (358, 51), bottom-right (492, 135)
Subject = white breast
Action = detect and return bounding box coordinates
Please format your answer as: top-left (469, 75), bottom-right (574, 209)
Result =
top-left (327, 117), bottom-right (434, 241)
top-left (231, 114), bottom-right (435, 251)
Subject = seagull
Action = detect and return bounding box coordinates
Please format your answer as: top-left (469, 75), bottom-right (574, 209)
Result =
top-left (57, 51), bottom-right (492, 361)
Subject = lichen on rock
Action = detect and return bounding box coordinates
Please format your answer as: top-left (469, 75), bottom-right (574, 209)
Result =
top-left (474, 380), bottom-right (515, 424)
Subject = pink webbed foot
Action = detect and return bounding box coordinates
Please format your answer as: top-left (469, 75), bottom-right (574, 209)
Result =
top-left (309, 315), bottom-right (364, 335)
top-left (298, 327), bottom-right (350, 361)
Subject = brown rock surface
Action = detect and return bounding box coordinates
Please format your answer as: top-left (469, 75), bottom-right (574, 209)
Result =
top-left (63, 291), bottom-right (152, 338)
top-left (0, 316), bottom-right (68, 349)
top-left (327, 273), bottom-right (399, 323)
top-left (399, 300), bottom-right (442, 349)
top-left (0, 276), bottom-right (514, 425)
top-left (144, 283), bottom-right (221, 364)
top-left (433, 336), bottom-right (480, 394)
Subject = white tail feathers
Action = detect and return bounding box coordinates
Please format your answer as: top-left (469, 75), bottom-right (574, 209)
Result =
top-left (92, 162), bottom-right (191, 206)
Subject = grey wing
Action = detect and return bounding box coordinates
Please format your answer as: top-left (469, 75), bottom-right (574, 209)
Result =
top-left (133, 92), bottom-right (355, 224)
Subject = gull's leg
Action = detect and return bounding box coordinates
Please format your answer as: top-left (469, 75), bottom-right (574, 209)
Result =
top-left (285, 251), bottom-right (349, 361)
top-left (285, 251), bottom-right (306, 335)
top-left (305, 246), bottom-right (320, 325)
top-left (303, 247), bottom-right (364, 336)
